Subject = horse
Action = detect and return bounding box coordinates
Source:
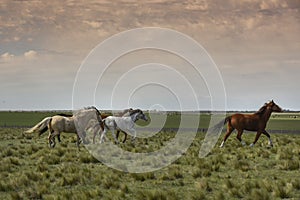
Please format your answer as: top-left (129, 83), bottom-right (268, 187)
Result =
top-left (219, 100), bottom-right (282, 148)
top-left (86, 108), bottom-right (134, 144)
top-left (100, 109), bottom-right (148, 144)
top-left (24, 106), bottom-right (102, 148)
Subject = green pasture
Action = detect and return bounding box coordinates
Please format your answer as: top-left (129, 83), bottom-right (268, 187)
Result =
top-left (0, 128), bottom-right (299, 199)
top-left (0, 111), bottom-right (300, 132)
top-left (0, 111), bottom-right (72, 127)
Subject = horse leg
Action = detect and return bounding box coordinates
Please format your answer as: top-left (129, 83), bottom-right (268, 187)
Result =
top-left (130, 129), bottom-right (137, 143)
top-left (116, 130), bottom-right (127, 143)
top-left (262, 130), bottom-right (273, 147)
top-left (116, 130), bottom-right (120, 141)
top-left (220, 125), bottom-right (234, 148)
top-left (76, 134), bottom-right (81, 149)
top-left (122, 131), bottom-right (127, 143)
top-left (111, 128), bottom-right (119, 144)
top-left (93, 128), bottom-right (99, 144)
top-left (100, 129), bottom-right (107, 144)
top-left (116, 130), bottom-right (120, 140)
top-left (250, 131), bottom-right (262, 147)
top-left (57, 134), bottom-right (61, 143)
top-left (236, 130), bottom-right (246, 146)
top-left (49, 131), bottom-right (59, 148)
top-left (48, 130), bottom-right (54, 148)
top-left (48, 132), bottom-right (53, 147)
top-left (93, 130), bottom-right (96, 144)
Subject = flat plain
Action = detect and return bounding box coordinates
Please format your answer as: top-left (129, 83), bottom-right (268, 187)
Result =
top-left (0, 112), bottom-right (299, 199)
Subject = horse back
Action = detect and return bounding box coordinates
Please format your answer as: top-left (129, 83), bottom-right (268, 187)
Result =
top-left (51, 115), bottom-right (77, 133)
top-left (105, 116), bottom-right (132, 131)
top-left (229, 113), bottom-right (265, 131)
top-left (56, 113), bottom-right (73, 117)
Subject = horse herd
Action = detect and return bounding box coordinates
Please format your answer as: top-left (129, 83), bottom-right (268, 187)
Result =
top-left (24, 107), bottom-right (148, 148)
top-left (24, 100), bottom-right (283, 148)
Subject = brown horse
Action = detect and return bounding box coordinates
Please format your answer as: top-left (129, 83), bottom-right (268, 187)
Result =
top-left (220, 100), bottom-right (282, 147)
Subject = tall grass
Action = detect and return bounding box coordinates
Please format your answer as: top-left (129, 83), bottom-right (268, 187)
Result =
top-left (0, 128), bottom-right (299, 199)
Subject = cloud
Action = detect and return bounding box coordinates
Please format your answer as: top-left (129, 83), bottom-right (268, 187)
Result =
top-left (0, 0), bottom-right (298, 50)
top-left (83, 20), bottom-right (102, 28)
top-left (259, 0), bottom-right (288, 10)
top-left (24, 50), bottom-right (37, 59)
top-left (0, 52), bottom-right (14, 62)
top-left (0, 0), bottom-right (299, 110)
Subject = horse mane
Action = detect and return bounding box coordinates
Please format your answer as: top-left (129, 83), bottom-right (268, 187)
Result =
top-left (56, 113), bottom-right (73, 117)
top-left (254, 104), bottom-right (267, 115)
top-left (117, 108), bottom-right (132, 116)
top-left (82, 106), bottom-right (101, 115)
top-left (84, 106), bottom-right (97, 111)
top-left (130, 109), bottom-right (142, 115)
top-left (101, 113), bottom-right (111, 118)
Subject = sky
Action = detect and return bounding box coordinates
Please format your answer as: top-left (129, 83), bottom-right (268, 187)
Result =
top-left (0, 0), bottom-right (299, 111)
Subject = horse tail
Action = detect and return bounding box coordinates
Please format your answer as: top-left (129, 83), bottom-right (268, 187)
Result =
top-left (210, 116), bottom-right (231, 131)
top-left (224, 116), bottom-right (231, 125)
top-left (102, 118), bottom-right (109, 129)
top-left (24, 117), bottom-right (52, 135)
top-left (47, 117), bottom-right (53, 136)
top-left (102, 118), bottom-right (117, 131)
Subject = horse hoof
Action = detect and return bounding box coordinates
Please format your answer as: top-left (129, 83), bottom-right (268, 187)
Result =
top-left (219, 141), bottom-right (225, 148)
top-left (268, 143), bottom-right (273, 147)
top-left (50, 143), bottom-right (55, 148)
top-left (249, 143), bottom-right (254, 147)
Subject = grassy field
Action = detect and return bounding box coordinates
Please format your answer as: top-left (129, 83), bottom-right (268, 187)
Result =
top-left (0, 111), bottom-right (72, 127)
top-left (1, 111), bottom-right (300, 131)
top-left (0, 129), bottom-right (299, 199)
top-left (0, 112), bottom-right (300, 199)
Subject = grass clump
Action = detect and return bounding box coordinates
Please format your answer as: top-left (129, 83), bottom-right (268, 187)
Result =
top-left (136, 189), bottom-right (176, 200)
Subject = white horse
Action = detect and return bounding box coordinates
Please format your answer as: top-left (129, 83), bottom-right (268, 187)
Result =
top-left (85, 108), bottom-right (134, 144)
top-left (24, 107), bottom-right (102, 148)
top-left (100, 109), bottom-right (148, 144)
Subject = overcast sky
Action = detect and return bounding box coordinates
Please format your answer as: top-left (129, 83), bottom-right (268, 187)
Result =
top-left (0, 0), bottom-right (299, 111)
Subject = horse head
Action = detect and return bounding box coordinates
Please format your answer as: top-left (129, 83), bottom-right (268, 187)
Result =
top-left (267, 100), bottom-right (283, 112)
top-left (130, 109), bottom-right (148, 122)
top-left (139, 110), bottom-right (148, 121)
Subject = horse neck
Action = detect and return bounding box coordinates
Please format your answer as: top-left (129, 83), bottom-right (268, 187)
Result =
top-left (130, 113), bottom-right (139, 122)
top-left (260, 108), bottom-right (273, 122)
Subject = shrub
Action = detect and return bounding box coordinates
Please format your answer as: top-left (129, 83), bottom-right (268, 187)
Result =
top-left (224, 179), bottom-right (235, 189)
top-left (292, 179), bottom-right (300, 190)
top-left (195, 180), bottom-right (212, 192)
top-left (278, 160), bottom-right (300, 170)
top-left (249, 188), bottom-right (270, 200)
top-left (136, 189), bottom-right (170, 200)
top-left (274, 185), bottom-right (290, 199)
top-left (189, 191), bottom-right (206, 200)
top-left (0, 181), bottom-right (14, 192)
top-left (233, 159), bottom-right (251, 172)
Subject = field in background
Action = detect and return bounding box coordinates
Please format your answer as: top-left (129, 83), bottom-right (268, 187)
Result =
top-left (1, 111), bottom-right (300, 132)
top-left (0, 111), bottom-right (299, 199)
